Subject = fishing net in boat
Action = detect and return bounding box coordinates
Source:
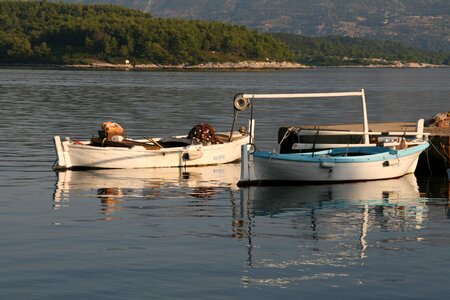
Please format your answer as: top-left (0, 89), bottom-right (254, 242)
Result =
top-left (429, 112), bottom-right (450, 128)
top-left (187, 123), bottom-right (223, 145)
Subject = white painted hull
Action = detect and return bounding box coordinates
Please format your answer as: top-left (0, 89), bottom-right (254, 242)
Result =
top-left (252, 154), bottom-right (420, 182)
top-left (54, 133), bottom-right (249, 169)
top-left (240, 143), bottom-right (428, 184)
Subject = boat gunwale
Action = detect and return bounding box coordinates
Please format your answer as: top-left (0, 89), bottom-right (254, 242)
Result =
top-left (252, 142), bottom-right (429, 163)
top-left (65, 133), bottom-right (249, 153)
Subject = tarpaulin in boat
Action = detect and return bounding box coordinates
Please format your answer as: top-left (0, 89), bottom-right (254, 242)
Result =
top-left (99, 122), bottom-right (125, 140)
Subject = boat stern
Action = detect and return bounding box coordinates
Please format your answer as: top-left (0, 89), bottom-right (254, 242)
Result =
top-left (238, 143), bottom-right (257, 185)
top-left (53, 136), bottom-right (71, 170)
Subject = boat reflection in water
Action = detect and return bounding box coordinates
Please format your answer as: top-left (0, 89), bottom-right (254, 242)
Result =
top-left (53, 163), bottom-right (240, 215)
top-left (243, 174), bottom-right (424, 215)
top-left (235, 174), bottom-right (428, 287)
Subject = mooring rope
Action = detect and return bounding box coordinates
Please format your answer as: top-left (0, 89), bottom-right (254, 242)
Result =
top-left (429, 139), bottom-right (450, 164)
top-left (256, 152), bottom-right (275, 186)
top-left (278, 127), bottom-right (298, 146)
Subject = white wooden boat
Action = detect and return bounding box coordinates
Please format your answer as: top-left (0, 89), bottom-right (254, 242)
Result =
top-left (237, 90), bottom-right (429, 185)
top-left (54, 131), bottom-right (249, 170)
top-left (241, 143), bottom-right (428, 184)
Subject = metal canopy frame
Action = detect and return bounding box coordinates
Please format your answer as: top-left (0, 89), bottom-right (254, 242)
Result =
top-left (235, 89), bottom-right (370, 144)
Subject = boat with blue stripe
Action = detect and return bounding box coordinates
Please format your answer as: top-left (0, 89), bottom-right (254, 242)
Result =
top-left (236, 90), bottom-right (430, 185)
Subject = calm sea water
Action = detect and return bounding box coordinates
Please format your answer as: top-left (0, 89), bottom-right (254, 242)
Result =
top-left (0, 68), bottom-right (449, 299)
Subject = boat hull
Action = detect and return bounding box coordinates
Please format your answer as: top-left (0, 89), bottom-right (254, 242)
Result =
top-left (240, 143), bottom-right (429, 185)
top-left (54, 134), bottom-right (249, 169)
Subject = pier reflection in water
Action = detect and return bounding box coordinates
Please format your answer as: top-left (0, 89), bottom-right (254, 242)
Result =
top-left (236, 175), bottom-right (433, 288)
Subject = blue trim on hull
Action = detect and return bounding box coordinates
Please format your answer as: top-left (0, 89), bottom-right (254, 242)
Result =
top-left (253, 142), bottom-right (429, 163)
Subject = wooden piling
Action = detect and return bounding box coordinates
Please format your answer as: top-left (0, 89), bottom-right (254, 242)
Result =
top-left (418, 130), bottom-right (450, 175)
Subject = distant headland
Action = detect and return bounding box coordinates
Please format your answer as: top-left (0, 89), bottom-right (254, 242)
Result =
top-left (1, 2), bottom-right (448, 69)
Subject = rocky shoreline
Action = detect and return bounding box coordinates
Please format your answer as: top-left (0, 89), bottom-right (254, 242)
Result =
top-left (67, 60), bottom-right (448, 70)
top-left (67, 61), bottom-right (310, 70)
top-left (341, 60), bottom-right (446, 68)
top-left (2, 60), bottom-right (447, 70)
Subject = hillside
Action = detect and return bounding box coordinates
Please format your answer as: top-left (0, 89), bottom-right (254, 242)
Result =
top-left (0, 1), bottom-right (293, 65)
top-left (274, 33), bottom-right (449, 66)
top-left (0, 1), bottom-right (447, 67)
top-left (66, 0), bottom-right (450, 51)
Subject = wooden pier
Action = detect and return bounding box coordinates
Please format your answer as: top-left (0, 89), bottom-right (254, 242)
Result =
top-left (278, 122), bottom-right (450, 176)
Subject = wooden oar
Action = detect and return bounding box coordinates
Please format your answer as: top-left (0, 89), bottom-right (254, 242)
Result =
top-left (146, 137), bottom-right (164, 148)
top-left (90, 137), bottom-right (161, 150)
top-left (122, 138), bottom-right (161, 150)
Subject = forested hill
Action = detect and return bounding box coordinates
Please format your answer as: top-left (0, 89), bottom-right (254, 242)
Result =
top-left (274, 33), bottom-right (449, 66)
top-left (0, 1), bottom-right (448, 66)
top-left (0, 1), bottom-right (293, 64)
top-left (67, 0), bottom-right (449, 52)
